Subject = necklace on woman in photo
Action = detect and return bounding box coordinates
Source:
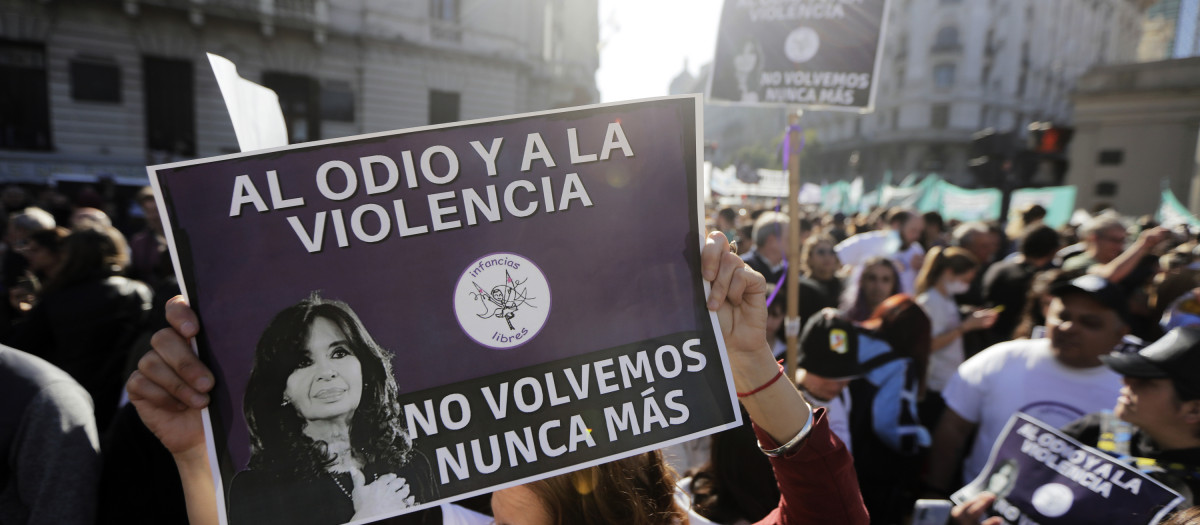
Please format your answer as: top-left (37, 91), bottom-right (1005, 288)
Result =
top-left (331, 472), bottom-right (353, 500)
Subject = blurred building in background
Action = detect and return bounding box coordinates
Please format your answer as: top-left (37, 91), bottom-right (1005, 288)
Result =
top-left (0, 0), bottom-right (599, 181)
top-left (669, 60), bottom-right (787, 173)
top-left (1066, 57), bottom-right (1200, 216)
top-left (798, 0), bottom-right (1152, 188)
top-left (1139, 0), bottom-right (1200, 60)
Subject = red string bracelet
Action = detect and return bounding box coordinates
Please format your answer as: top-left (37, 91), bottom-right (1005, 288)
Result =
top-left (737, 361), bottom-right (786, 398)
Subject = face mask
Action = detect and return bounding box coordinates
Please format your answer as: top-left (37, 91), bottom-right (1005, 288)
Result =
top-left (945, 279), bottom-right (970, 296)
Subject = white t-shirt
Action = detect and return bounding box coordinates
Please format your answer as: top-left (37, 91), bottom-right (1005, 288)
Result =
top-left (804, 388), bottom-right (853, 456)
top-left (942, 338), bottom-right (1122, 484)
top-left (916, 288), bottom-right (963, 392)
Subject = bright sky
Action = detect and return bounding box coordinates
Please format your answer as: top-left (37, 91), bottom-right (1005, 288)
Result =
top-left (596, 0), bottom-right (725, 103)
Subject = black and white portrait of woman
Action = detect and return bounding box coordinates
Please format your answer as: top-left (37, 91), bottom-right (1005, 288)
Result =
top-left (227, 293), bottom-right (437, 525)
top-left (984, 459), bottom-right (1019, 499)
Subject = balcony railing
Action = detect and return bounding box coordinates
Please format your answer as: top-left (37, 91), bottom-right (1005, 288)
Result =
top-left (126, 0), bottom-right (325, 34)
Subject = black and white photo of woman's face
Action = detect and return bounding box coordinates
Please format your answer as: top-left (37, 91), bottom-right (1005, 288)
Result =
top-left (284, 317), bottom-right (364, 421)
top-left (986, 463), bottom-right (1015, 494)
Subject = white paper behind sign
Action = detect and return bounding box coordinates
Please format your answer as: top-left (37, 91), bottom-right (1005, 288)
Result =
top-left (207, 53), bottom-right (288, 152)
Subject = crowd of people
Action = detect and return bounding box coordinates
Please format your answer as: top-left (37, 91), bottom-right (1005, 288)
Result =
top-left (2, 176), bottom-right (1199, 525)
top-left (713, 202), bottom-right (1200, 524)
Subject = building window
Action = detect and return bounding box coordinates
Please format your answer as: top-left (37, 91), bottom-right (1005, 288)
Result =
top-left (0, 39), bottom-right (52, 151)
top-left (71, 58), bottom-right (121, 103)
top-left (891, 108), bottom-right (900, 130)
top-left (429, 90), bottom-right (460, 125)
top-left (143, 56), bottom-right (195, 158)
top-left (1096, 181), bottom-right (1118, 197)
top-left (933, 64), bottom-right (956, 89)
top-left (931, 104), bottom-right (950, 129)
top-left (430, 0), bottom-right (461, 40)
top-left (1098, 149), bottom-right (1124, 165)
top-left (263, 72), bottom-right (320, 143)
top-left (320, 80), bottom-right (354, 122)
top-left (933, 26), bottom-right (960, 51)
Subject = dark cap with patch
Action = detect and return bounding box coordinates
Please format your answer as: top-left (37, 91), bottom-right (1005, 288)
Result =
top-left (798, 314), bottom-right (865, 380)
top-left (1049, 275), bottom-right (1130, 324)
top-left (1101, 326), bottom-right (1200, 400)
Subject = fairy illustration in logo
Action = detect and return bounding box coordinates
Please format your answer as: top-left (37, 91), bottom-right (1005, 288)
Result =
top-left (471, 270), bottom-right (536, 330)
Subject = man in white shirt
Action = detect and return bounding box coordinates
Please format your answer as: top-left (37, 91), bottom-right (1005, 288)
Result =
top-left (924, 275), bottom-right (1128, 493)
top-left (835, 208), bottom-right (925, 295)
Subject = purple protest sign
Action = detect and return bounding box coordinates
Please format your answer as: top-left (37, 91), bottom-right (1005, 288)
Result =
top-left (148, 95), bottom-right (741, 525)
top-left (952, 413), bottom-right (1184, 525)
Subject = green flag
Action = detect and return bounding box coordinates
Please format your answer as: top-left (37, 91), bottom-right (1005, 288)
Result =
top-left (1158, 189), bottom-right (1200, 227)
top-left (1009, 186), bottom-right (1077, 229)
top-left (938, 182), bottom-right (1002, 222)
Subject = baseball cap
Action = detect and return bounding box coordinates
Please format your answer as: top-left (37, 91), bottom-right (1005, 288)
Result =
top-left (1050, 275), bottom-right (1130, 324)
top-left (798, 314), bottom-right (865, 380)
top-left (1101, 326), bottom-right (1200, 400)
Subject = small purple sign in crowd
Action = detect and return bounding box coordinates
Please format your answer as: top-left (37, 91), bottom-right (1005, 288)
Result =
top-left (953, 413), bottom-right (1184, 525)
top-left (148, 96), bottom-right (741, 525)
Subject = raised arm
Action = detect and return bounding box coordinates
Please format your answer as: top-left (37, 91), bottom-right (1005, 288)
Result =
top-left (701, 231), bottom-right (810, 442)
top-left (125, 296), bottom-right (219, 525)
top-left (702, 231), bottom-right (868, 525)
top-left (1090, 226), bottom-right (1169, 283)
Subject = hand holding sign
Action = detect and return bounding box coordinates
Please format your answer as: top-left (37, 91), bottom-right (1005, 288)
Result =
top-left (702, 230), bottom-right (769, 357)
top-left (702, 230), bottom-right (813, 447)
top-left (127, 296), bottom-right (219, 525)
top-left (128, 296), bottom-right (212, 456)
top-left (950, 492), bottom-right (1003, 525)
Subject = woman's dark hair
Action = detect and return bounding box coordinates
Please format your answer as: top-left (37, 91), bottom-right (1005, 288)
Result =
top-left (26, 226), bottom-right (68, 255)
top-left (686, 413), bottom-right (780, 523)
top-left (524, 451), bottom-right (685, 525)
top-left (44, 225), bottom-right (127, 293)
top-left (1012, 269), bottom-right (1082, 340)
top-left (1019, 225), bottom-right (1061, 260)
top-left (860, 294), bottom-right (933, 395)
top-left (845, 257), bottom-right (902, 322)
top-left (915, 246), bottom-right (979, 295)
top-left (243, 293), bottom-right (410, 478)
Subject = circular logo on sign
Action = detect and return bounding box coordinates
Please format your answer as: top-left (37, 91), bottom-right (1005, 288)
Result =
top-left (784, 27), bottom-right (820, 63)
top-left (453, 253), bottom-right (551, 349)
top-left (1031, 483), bottom-right (1074, 517)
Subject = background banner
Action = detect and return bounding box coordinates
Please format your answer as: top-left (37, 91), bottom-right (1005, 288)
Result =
top-left (938, 183), bottom-right (1002, 222)
top-left (1158, 189), bottom-right (1200, 229)
top-left (709, 0), bottom-right (890, 110)
top-left (1010, 186), bottom-right (1077, 229)
top-left (952, 413), bottom-right (1183, 525)
top-left (149, 95), bottom-right (741, 524)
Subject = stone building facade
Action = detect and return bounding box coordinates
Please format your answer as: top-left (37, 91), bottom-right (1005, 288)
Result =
top-left (798, 0), bottom-right (1151, 187)
top-left (0, 0), bottom-right (599, 181)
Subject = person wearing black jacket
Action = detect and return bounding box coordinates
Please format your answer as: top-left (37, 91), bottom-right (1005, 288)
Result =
top-left (6, 225), bottom-right (151, 432)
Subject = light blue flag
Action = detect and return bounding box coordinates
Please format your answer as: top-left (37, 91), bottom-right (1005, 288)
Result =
top-left (897, 172), bottom-right (918, 188)
top-left (1158, 189), bottom-right (1200, 228)
top-left (1009, 186), bottom-right (1077, 229)
top-left (915, 175), bottom-right (943, 213)
top-left (938, 182), bottom-right (1002, 222)
top-left (859, 189), bottom-right (879, 214)
top-left (822, 181), bottom-right (848, 213)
